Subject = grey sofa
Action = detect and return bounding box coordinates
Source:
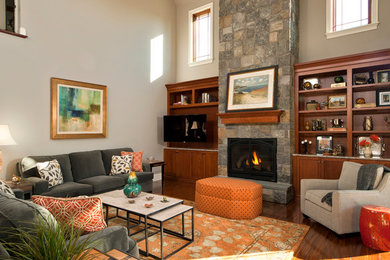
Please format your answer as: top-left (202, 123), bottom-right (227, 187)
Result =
top-left (0, 191), bottom-right (139, 258)
top-left (17, 147), bottom-right (154, 197)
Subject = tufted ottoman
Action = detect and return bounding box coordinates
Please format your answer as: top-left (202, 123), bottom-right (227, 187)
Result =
top-left (195, 177), bottom-right (262, 219)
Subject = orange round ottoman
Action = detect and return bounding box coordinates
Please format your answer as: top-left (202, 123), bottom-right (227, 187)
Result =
top-left (360, 205), bottom-right (390, 251)
top-left (195, 177), bottom-right (262, 219)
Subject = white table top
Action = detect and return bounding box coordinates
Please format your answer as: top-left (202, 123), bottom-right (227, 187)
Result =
top-left (98, 190), bottom-right (184, 216)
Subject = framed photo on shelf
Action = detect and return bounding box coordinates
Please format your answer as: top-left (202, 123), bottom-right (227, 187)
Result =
top-left (226, 66), bottom-right (277, 112)
top-left (316, 135), bottom-right (333, 155)
top-left (51, 78), bottom-right (107, 139)
top-left (376, 89), bottom-right (390, 107)
top-left (377, 70), bottom-right (390, 83)
top-left (327, 94), bottom-right (347, 109)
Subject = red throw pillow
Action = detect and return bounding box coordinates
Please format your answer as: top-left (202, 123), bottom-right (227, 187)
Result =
top-left (32, 195), bottom-right (107, 233)
top-left (121, 151), bottom-right (144, 172)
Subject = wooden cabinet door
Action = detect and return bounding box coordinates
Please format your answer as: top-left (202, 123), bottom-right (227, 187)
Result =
top-left (294, 156), bottom-right (322, 195)
top-left (191, 152), bottom-right (206, 179)
top-left (204, 151), bottom-right (218, 178)
top-left (323, 159), bottom-right (344, 179)
top-left (164, 149), bottom-right (176, 178)
top-left (173, 150), bottom-right (192, 180)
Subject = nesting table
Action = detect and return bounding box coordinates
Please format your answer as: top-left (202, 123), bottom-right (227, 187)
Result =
top-left (99, 190), bottom-right (193, 259)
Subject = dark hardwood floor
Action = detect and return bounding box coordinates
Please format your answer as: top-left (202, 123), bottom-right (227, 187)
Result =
top-left (152, 179), bottom-right (390, 259)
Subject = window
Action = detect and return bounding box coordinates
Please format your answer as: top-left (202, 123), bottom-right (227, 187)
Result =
top-left (189, 3), bottom-right (213, 66)
top-left (326, 0), bottom-right (379, 39)
top-left (0, 0), bottom-right (26, 38)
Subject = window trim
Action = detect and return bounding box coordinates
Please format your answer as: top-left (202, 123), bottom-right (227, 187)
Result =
top-left (325, 0), bottom-right (379, 39)
top-left (188, 3), bottom-right (213, 66)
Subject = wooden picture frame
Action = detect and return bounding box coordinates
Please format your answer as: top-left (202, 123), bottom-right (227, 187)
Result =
top-left (377, 69), bottom-right (390, 83)
top-left (316, 135), bottom-right (333, 155)
top-left (51, 78), bottom-right (107, 139)
top-left (226, 66), bottom-right (277, 112)
top-left (376, 89), bottom-right (390, 107)
top-left (327, 94), bottom-right (347, 109)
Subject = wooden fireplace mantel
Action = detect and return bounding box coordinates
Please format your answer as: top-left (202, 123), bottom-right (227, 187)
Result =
top-left (217, 110), bottom-right (284, 124)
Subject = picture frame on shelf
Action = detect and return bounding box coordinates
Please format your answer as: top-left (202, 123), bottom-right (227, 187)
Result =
top-left (51, 78), bottom-right (107, 139)
top-left (316, 135), bottom-right (333, 155)
top-left (327, 94), bottom-right (347, 109)
top-left (377, 70), bottom-right (390, 83)
top-left (226, 66), bottom-right (277, 112)
top-left (376, 89), bottom-right (390, 107)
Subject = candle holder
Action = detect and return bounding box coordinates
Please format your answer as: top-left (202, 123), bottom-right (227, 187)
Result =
top-left (301, 139), bottom-right (312, 154)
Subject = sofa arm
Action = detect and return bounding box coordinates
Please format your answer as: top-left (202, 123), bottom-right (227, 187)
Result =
top-left (78, 226), bottom-right (139, 258)
top-left (332, 190), bottom-right (384, 234)
top-left (24, 177), bottom-right (49, 195)
top-left (142, 163), bottom-right (151, 172)
top-left (300, 179), bottom-right (338, 214)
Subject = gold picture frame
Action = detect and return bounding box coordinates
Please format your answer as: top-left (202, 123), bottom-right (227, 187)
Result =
top-left (51, 78), bottom-right (107, 139)
top-left (327, 94), bottom-right (347, 109)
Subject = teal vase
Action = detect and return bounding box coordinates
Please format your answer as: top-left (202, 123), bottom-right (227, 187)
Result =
top-left (123, 172), bottom-right (141, 198)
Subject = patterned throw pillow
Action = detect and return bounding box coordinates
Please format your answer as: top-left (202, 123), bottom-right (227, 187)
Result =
top-left (121, 151), bottom-right (144, 172)
top-left (110, 155), bottom-right (133, 175)
top-left (0, 180), bottom-right (15, 196)
top-left (32, 195), bottom-right (107, 234)
top-left (36, 160), bottom-right (64, 188)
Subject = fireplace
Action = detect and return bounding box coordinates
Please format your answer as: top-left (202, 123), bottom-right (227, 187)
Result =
top-left (228, 138), bottom-right (277, 182)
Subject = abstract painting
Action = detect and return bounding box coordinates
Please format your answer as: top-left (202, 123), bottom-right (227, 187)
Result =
top-left (226, 66), bottom-right (277, 112)
top-left (51, 78), bottom-right (107, 139)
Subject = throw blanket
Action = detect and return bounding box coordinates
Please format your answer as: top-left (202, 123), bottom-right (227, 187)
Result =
top-left (321, 164), bottom-right (390, 207)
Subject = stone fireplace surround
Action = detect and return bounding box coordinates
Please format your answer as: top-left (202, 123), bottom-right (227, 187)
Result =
top-left (217, 0), bottom-right (298, 204)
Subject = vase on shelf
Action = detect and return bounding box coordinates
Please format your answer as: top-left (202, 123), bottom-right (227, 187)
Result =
top-left (364, 146), bottom-right (372, 158)
top-left (123, 171), bottom-right (141, 198)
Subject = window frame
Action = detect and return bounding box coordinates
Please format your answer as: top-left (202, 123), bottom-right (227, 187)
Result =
top-left (326, 0), bottom-right (379, 39)
top-left (188, 3), bottom-right (213, 66)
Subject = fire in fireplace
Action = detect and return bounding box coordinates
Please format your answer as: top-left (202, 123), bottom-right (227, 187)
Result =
top-left (228, 138), bottom-right (277, 182)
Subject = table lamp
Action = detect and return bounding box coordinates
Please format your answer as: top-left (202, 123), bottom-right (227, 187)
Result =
top-left (0, 125), bottom-right (16, 175)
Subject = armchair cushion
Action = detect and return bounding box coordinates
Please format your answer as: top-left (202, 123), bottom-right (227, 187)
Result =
top-left (305, 190), bottom-right (333, 212)
top-left (338, 161), bottom-right (361, 190)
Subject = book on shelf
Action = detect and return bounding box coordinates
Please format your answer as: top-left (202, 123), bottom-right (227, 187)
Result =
top-left (354, 103), bottom-right (376, 108)
top-left (180, 94), bottom-right (189, 105)
top-left (328, 127), bottom-right (347, 132)
top-left (201, 93), bottom-right (210, 103)
top-left (330, 82), bottom-right (346, 88)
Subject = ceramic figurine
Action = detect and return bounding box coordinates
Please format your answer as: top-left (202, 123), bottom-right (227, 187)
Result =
top-left (363, 116), bottom-right (373, 131)
top-left (123, 171), bottom-right (141, 198)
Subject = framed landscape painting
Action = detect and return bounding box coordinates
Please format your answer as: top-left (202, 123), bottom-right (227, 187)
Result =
top-left (51, 78), bottom-right (107, 139)
top-left (226, 66), bottom-right (277, 112)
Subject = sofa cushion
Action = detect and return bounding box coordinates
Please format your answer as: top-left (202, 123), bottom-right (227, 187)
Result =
top-left (0, 192), bottom-right (57, 242)
top-left (41, 182), bottom-right (93, 197)
top-left (101, 148), bottom-right (133, 175)
top-left (77, 176), bottom-right (124, 194)
top-left (338, 162), bottom-right (362, 190)
top-left (70, 150), bottom-right (106, 182)
top-left (32, 196), bottom-right (106, 234)
top-left (110, 155), bottom-right (133, 175)
top-left (20, 154), bottom-right (74, 182)
top-left (121, 151), bottom-right (144, 172)
top-left (305, 190), bottom-right (334, 212)
top-left (115, 172), bottom-right (154, 185)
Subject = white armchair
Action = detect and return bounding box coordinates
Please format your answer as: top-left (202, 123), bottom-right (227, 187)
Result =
top-left (300, 161), bottom-right (390, 234)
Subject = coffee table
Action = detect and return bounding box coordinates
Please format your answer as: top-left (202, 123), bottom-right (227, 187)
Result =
top-left (99, 190), bottom-right (194, 259)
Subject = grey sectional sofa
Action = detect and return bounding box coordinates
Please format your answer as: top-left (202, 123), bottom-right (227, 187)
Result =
top-left (17, 147), bottom-right (154, 197)
top-left (0, 191), bottom-right (139, 258)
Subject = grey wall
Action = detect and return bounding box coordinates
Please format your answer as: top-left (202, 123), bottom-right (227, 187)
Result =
top-left (299, 0), bottom-right (390, 62)
top-left (175, 0), bottom-right (219, 82)
top-left (0, 0), bottom-right (176, 179)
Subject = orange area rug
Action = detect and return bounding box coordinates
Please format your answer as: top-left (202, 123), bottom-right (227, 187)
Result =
top-left (107, 208), bottom-right (309, 259)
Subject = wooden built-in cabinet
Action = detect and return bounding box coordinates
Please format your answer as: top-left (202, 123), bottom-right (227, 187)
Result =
top-left (164, 77), bottom-right (219, 183)
top-left (164, 149), bottom-right (218, 183)
top-left (293, 49), bottom-right (390, 195)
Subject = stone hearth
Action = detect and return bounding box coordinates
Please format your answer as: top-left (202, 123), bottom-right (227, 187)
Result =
top-left (218, 0), bottom-right (298, 204)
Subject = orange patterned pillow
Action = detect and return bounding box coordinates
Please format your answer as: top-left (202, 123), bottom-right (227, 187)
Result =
top-left (32, 195), bottom-right (107, 233)
top-left (121, 151), bottom-right (144, 172)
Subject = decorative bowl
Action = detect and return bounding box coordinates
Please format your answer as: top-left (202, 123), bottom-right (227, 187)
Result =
top-left (128, 199), bottom-right (135, 204)
top-left (144, 203), bottom-right (153, 208)
top-left (146, 196), bottom-right (154, 201)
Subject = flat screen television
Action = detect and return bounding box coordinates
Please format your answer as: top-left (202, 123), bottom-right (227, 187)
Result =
top-left (164, 114), bottom-right (207, 142)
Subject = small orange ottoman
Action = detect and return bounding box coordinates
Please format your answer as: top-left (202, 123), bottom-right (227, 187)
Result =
top-left (360, 205), bottom-right (390, 251)
top-left (195, 177), bottom-right (262, 219)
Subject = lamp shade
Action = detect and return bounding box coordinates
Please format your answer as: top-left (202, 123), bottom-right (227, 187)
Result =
top-left (0, 125), bottom-right (16, 145)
